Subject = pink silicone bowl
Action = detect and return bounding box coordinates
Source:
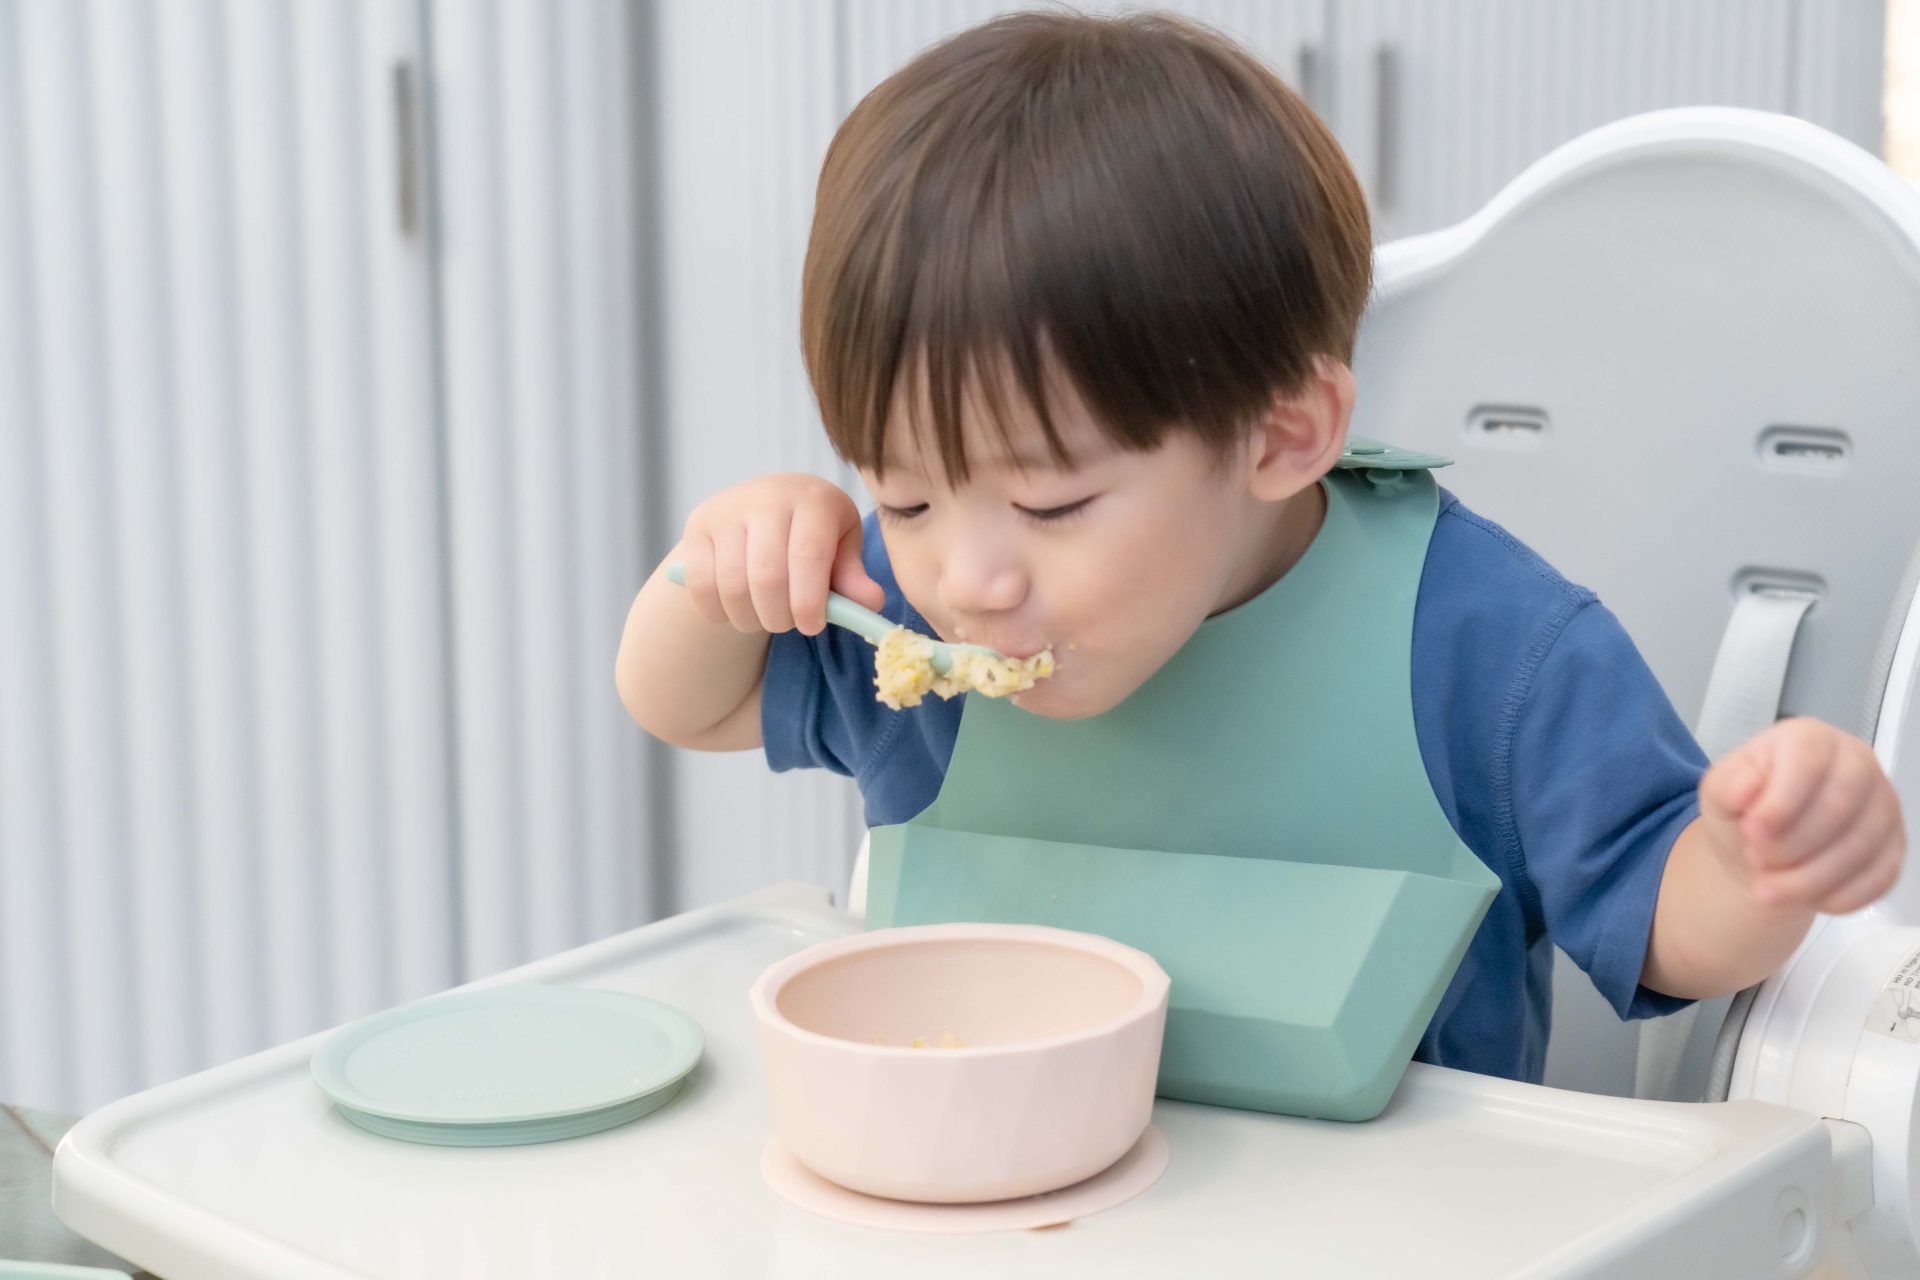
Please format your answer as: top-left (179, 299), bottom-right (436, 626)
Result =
top-left (749, 922), bottom-right (1171, 1204)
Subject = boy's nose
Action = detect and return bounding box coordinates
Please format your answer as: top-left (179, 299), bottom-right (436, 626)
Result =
top-left (938, 556), bottom-right (1028, 617)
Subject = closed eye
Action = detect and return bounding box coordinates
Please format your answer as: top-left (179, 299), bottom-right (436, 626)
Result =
top-left (877, 503), bottom-right (928, 525)
top-left (1016, 497), bottom-right (1097, 524)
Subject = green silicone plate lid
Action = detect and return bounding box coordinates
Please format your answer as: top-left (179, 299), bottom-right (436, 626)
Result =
top-left (310, 983), bottom-right (702, 1127)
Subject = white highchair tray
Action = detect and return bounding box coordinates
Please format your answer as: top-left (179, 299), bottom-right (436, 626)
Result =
top-left (53, 883), bottom-right (1838, 1279)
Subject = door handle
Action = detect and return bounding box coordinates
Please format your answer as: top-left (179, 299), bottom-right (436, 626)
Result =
top-left (1294, 41), bottom-right (1319, 110)
top-left (1373, 43), bottom-right (1398, 212)
top-left (393, 60), bottom-right (421, 238)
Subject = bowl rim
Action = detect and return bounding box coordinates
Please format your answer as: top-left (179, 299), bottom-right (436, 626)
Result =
top-left (748, 922), bottom-right (1171, 1059)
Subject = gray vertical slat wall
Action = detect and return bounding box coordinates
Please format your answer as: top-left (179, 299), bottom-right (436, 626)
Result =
top-left (650, 0), bottom-right (868, 912)
top-left (96, 0), bottom-right (207, 1094)
top-left (226, 0), bottom-right (326, 1054)
top-left (11, 0), bottom-right (150, 1114)
top-left (0, 0), bottom-right (463, 1115)
top-left (1796, 0), bottom-right (1892, 151)
top-left (0, 0), bottom-right (654, 1117)
top-left (1, 0), bottom-right (102, 1115)
top-left (150, 0), bottom-right (259, 1087)
top-left (555, 1), bottom-right (652, 956)
top-left (429, 0), bottom-right (655, 978)
top-left (0, 0), bottom-right (49, 1113)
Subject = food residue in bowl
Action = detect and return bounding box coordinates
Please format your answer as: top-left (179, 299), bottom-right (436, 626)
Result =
top-left (873, 627), bottom-right (1055, 711)
top-left (870, 1032), bottom-right (968, 1048)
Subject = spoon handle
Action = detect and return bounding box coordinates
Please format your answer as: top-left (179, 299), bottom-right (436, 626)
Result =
top-left (664, 560), bottom-right (900, 648)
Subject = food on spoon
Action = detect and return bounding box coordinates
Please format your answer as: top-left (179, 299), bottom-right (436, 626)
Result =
top-left (872, 626), bottom-right (1055, 711)
top-left (941, 645), bottom-right (1055, 700)
top-left (872, 629), bottom-right (939, 709)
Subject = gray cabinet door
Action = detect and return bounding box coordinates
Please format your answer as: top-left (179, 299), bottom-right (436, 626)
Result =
top-left (1331, 0), bottom-right (1806, 241)
top-left (0, 0), bottom-right (459, 1115)
top-left (1792, 0), bottom-right (1890, 154)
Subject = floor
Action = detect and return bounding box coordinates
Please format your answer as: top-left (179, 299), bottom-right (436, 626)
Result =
top-left (2, 1104), bottom-right (158, 1278)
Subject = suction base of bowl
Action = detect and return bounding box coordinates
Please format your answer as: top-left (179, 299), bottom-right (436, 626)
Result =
top-left (760, 1124), bottom-right (1168, 1235)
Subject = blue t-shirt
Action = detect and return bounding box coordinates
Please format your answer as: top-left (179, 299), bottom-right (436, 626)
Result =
top-left (762, 488), bottom-right (1703, 1085)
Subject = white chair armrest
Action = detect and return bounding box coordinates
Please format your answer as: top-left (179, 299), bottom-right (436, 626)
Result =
top-left (846, 831), bottom-right (870, 922)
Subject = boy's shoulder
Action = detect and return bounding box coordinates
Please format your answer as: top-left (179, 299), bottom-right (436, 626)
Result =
top-left (1423, 486), bottom-right (1598, 628)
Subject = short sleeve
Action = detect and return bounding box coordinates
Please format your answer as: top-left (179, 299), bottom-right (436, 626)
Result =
top-left (762, 623), bottom-right (870, 777)
top-left (755, 510), bottom-right (959, 831)
top-left (1506, 598), bottom-right (1706, 1021)
top-left (759, 511), bottom-right (913, 777)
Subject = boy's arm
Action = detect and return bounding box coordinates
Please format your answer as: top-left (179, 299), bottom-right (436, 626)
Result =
top-left (1641, 717), bottom-right (1905, 1000)
top-left (615, 554), bottom-right (770, 751)
top-left (615, 473), bottom-right (885, 753)
top-left (1640, 816), bottom-right (1816, 999)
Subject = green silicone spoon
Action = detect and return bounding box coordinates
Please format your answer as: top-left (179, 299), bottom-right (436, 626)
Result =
top-left (665, 560), bottom-right (1013, 676)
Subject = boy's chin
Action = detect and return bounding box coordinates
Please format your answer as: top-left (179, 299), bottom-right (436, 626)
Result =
top-left (1005, 672), bottom-right (1132, 721)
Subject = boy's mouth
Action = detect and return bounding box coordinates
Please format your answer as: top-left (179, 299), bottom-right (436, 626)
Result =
top-left (953, 634), bottom-right (1051, 661)
top-left (942, 622), bottom-right (1052, 661)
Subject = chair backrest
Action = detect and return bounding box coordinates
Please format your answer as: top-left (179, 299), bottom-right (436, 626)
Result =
top-left (1351, 107), bottom-right (1920, 1096)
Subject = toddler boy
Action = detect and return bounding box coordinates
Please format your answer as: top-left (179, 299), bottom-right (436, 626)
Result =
top-left (616, 10), bottom-right (1905, 1086)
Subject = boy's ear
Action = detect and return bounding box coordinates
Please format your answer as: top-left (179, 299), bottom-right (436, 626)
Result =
top-left (1245, 355), bottom-right (1355, 502)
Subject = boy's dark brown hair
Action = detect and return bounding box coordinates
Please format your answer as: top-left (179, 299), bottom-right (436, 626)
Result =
top-left (800, 8), bottom-right (1373, 481)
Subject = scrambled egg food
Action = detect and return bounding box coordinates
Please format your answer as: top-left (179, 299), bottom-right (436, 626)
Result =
top-left (872, 627), bottom-right (1055, 711)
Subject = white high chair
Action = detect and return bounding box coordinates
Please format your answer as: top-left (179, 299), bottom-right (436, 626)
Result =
top-left (1353, 105), bottom-right (1920, 1276)
top-left (843, 106), bottom-right (1920, 1276)
top-left (49, 107), bottom-right (1920, 1280)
